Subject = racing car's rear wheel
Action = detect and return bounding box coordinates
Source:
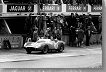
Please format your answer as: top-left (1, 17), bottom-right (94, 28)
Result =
top-left (26, 48), bottom-right (32, 54)
top-left (42, 45), bottom-right (49, 54)
top-left (58, 44), bottom-right (64, 52)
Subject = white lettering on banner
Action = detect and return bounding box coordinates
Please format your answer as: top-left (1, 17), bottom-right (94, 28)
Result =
top-left (83, 7), bottom-right (86, 11)
top-left (93, 6), bottom-right (102, 10)
top-left (56, 6), bottom-right (60, 11)
top-left (68, 6), bottom-right (81, 11)
top-left (28, 5), bottom-right (32, 11)
top-left (9, 6), bottom-right (26, 11)
top-left (42, 6), bottom-right (55, 11)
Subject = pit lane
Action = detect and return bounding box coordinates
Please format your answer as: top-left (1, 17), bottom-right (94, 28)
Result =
top-left (0, 45), bottom-right (102, 62)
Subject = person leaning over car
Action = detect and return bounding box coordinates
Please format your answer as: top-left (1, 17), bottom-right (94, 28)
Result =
top-left (32, 27), bottom-right (38, 42)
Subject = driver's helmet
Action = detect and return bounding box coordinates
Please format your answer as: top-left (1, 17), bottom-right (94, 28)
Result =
top-left (27, 38), bottom-right (31, 42)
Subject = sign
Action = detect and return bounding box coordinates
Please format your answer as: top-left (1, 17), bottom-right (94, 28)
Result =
top-left (91, 5), bottom-right (102, 12)
top-left (66, 5), bottom-right (88, 12)
top-left (0, 35), bottom-right (23, 48)
top-left (38, 4), bottom-right (62, 12)
top-left (7, 5), bottom-right (34, 12)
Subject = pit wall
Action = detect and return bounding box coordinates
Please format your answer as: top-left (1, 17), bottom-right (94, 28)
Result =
top-left (0, 34), bottom-right (23, 49)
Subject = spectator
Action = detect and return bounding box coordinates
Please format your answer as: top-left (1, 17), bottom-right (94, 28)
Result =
top-left (76, 28), bottom-right (84, 47)
top-left (69, 26), bottom-right (76, 46)
top-left (98, 15), bottom-right (102, 34)
top-left (62, 0), bottom-right (67, 4)
top-left (76, 0), bottom-right (82, 5)
top-left (55, 0), bottom-right (61, 4)
top-left (89, 0), bottom-right (102, 5)
top-left (38, 15), bottom-right (43, 33)
top-left (25, 14), bottom-right (33, 37)
top-left (98, 0), bottom-right (102, 5)
top-left (73, 0), bottom-right (77, 5)
top-left (52, 0), bottom-right (56, 4)
top-left (32, 0), bottom-right (38, 4)
top-left (56, 27), bottom-right (62, 40)
top-left (85, 26), bottom-right (91, 46)
top-left (81, 14), bottom-right (87, 31)
top-left (67, 0), bottom-right (73, 4)
top-left (82, 0), bottom-right (88, 5)
top-left (32, 26), bottom-right (38, 42)
top-left (70, 13), bottom-right (77, 27)
top-left (52, 27), bottom-right (57, 39)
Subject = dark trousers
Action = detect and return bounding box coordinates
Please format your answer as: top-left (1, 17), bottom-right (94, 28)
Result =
top-left (69, 35), bottom-right (76, 47)
top-left (77, 40), bottom-right (83, 47)
top-left (86, 35), bottom-right (91, 46)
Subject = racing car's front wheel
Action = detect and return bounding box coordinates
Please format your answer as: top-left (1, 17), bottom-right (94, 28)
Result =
top-left (42, 45), bottom-right (49, 54)
top-left (26, 48), bottom-right (32, 54)
top-left (58, 44), bottom-right (64, 52)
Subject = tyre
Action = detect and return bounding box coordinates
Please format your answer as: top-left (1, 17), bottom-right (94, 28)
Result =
top-left (58, 43), bottom-right (64, 52)
top-left (42, 45), bottom-right (49, 54)
top-left (26, 48), bottom-right (32, 54)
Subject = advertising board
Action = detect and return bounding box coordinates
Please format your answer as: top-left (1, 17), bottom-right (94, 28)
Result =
top-left (66, 5), bottom-right (88, 12)
top-left (38, 4), bottom-right (62, 12)
top-left (7, 5), bottom-right (34, 12)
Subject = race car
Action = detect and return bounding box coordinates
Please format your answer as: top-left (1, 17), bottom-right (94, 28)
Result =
top-left (24, 38), bottom-right (65, 54)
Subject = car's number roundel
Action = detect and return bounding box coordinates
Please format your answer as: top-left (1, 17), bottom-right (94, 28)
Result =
top-left (54, 42), bottom-right (58, 49)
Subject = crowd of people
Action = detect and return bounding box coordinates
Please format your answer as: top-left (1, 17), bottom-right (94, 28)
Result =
top-left (3, 0), bottom-right (102, 6)
top-left (24, 13), bottom-right (102, 47)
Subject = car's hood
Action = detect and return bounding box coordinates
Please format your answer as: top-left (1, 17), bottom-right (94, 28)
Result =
top-left (24, 42), bottom-right (44, 48)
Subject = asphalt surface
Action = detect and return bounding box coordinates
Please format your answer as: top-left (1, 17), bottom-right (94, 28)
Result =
top-left (0, 44), bottom-right (102, 68)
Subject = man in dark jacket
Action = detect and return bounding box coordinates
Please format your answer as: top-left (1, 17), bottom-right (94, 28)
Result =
top-left (85, 26), bottom-right (91, 46)
top-left (25, 13), bottom-right (33, 37)
top-left (69, 26), bottom-right (76, 47)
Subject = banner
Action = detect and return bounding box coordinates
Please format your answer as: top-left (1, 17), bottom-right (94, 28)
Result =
top-left (66, 5), bottom-right (88, 12)
top-left (38, 4), bottom-right (62, 12)
top-left (7, 5), bottom-right (34, 12)
top-left (0, 35), bottom-right (23, 48)
top-left (91, 5), bottom-right (102, 12)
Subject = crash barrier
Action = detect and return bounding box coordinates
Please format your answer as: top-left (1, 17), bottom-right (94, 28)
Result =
top-left (0, 34), bottom-right (23, 49)
top-left (62, 34), bottom-right (102, 46)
